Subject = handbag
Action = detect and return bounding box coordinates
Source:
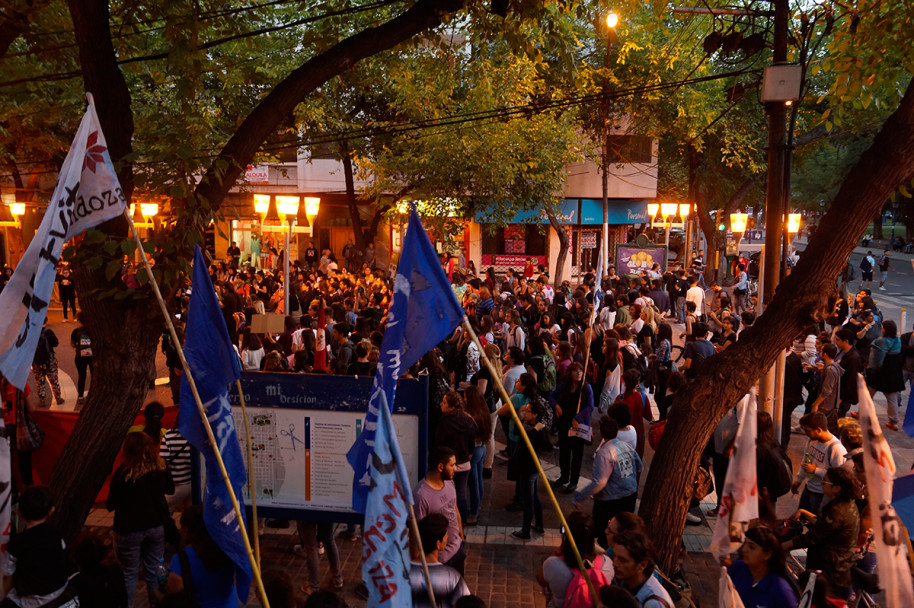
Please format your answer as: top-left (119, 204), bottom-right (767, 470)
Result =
top-left (567, 424), bottom-right (593, 442)
top-left (15, 395), bottom-right (44, 453)
top-left (691, 466), bottom-right (713, 500)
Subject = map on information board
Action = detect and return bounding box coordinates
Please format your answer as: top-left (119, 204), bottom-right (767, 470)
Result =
top-left (225, 372), bottom-right (427, 517)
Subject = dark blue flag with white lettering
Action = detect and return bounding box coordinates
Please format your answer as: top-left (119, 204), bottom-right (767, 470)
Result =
top-left (346, 206), bottom-right (464, 512)
top-left (178, 246), bottom-right (250, 602)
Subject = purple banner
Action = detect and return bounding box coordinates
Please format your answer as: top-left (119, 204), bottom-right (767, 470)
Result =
top-left (616, 245), bottom-right (667, 275)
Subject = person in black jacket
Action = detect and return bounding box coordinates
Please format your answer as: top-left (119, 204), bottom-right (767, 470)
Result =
top-left (31, 320), bottom-right (63, 406)
top-left (434, 391), bottom-right (476, 524)
top-left (509, 399), bottom-right (548, 540)
top-left (106, 432), bottom-right (175, 608)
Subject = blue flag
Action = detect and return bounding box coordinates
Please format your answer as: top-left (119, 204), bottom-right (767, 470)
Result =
top-left (346, 207), bottom-right (464, 513)
top-left (178, 245), bottom-right (251, 602)
top-left (362, 392), bottom-right (414, 607)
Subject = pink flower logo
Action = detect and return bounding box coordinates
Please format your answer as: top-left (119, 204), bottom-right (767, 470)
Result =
top-left (83, 131), bottom-right (107, 173)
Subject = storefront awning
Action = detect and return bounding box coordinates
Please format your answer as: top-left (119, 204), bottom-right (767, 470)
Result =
top-left (474, 198), bottom-right (650, 226)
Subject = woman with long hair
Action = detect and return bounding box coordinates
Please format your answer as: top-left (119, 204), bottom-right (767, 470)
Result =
top-left (509, 399), bottom-right (549, 540)
top-left (729, 526), bottom-right (797, 607)
top-left (536, 512), bottom-right (613, 608)
top-left (434, 390), bottom-right (476, 524)
top-left (464, 387), bottom-right (494, 526)
top-left (784, 467), bottom-right (861, 599)
top-left (480, 343), bottom-right (503, 478)
top-left (554, 341), bottom-right (573, 383)
top-left (240, 326), bottom-right (265, 371)
top-left (107, 432), bottom-right (175, 608)
top-left (549, 362), bottom-right (593, 493)
top-left (599, 338), bottom-right (623, 412)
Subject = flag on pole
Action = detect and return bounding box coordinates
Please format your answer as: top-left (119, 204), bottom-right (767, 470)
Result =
top-left (857, 374), bottom-right (914, 605)
top-left (593, 246), bottom-right (605, 311)
top-left (362, 392), bottom-right (414, 608)
top-left (178, 245), bottom-right (251, 602)
top-left (709, 392), bottom-right (758, 558)
top-left (797, 571), bottom-right (816, 608)
top-left (346, 206), bottom-right (464, 513)
top-left (314, 302), bottom-right (327, 372)
top-left (0, 97), bottom-right (127, 388)
top-left (718, 567), bottom-right (746, 608)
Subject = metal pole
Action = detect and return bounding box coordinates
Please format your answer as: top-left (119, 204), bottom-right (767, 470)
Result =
top-left (284, 220), bottom-right (291, 314)
top-left (602, 33), bottom-right (612, 275)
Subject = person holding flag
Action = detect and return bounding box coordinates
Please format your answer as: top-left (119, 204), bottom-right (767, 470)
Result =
top-left (347, 206), bottom-right (465, 607)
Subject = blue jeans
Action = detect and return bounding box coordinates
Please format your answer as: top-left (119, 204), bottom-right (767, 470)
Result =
top-left (297, 521), bottom-right (342, 589)
top-left (453, 469), bottom-right (470, 523)
top-left (469, 445), bottom-right (486, 517)
top-left (519, 473), bottom-right (543, 534)
top-left (115, 525), bottom-right (165, 608)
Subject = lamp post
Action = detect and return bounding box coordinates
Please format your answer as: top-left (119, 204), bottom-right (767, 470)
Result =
top-left (275, 196), bottom-right (300, 315)
top-left (680, 203), bottom-right (692, 263)
top-left (660, 203), bottom-right (678, 252)
top-left (601, 11), bottom-right (619, 277)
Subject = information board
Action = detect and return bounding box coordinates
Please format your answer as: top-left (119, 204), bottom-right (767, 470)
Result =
top-left (221, 372), bottom-right (428, 522)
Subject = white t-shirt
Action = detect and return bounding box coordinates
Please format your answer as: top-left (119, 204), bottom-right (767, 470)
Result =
top-left (617, 426), bottom-right (638, 452)
top-left (686, 285), bottom-right (705, 311)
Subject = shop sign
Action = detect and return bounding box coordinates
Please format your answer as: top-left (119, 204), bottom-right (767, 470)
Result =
top-left (245, 165), bottom-right (269, 183)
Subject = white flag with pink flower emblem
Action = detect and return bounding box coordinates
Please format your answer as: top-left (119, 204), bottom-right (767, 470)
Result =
top-left (0, 96), bottom-right (127, 389)
top-left (709, 391), bottom-right (758, 558)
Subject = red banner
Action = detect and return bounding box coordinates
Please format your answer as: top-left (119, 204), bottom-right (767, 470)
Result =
top-left (31, 405), bottom-right (179, 503)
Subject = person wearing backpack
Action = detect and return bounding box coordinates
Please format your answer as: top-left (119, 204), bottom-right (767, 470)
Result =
top-left (536, 512), bottom-right (613, 608)
top-left (527, 336), bottom-right (557, 398)
top-left (70, 317), bottom-right (94, 406)
top-left (756, 412), bottom-right (793, 524)
top-left (611, 531), bottom-right (673, 608)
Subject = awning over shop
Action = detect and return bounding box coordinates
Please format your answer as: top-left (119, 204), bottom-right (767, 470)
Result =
top-left (473, 198), bottom-right (650, 225)
top-left (579, 199), bottom-right (650, 225)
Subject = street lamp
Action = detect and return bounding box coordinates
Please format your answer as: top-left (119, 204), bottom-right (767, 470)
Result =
top-left (601, 11), bottom-right (620, 277)
top-left (786, 213), bottom-right (801, 235)
top-left (730, 212), bottom-right (748, 234)
top-left (276, 195), bottom-right (300, 315)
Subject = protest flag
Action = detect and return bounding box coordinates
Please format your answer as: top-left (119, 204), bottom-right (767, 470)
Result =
top-left (178, 245), bottom-right (252, 602)
top-left (797, 571), bottom-right (816, 608)
top-left (0, 95), bottom-right (127, 389)
top-left (346, 206), bottom-right (464, 513)
top-left (857, 374), bottom-right (914, 605)
top-left (718, 567), bottom-right (746, 608)
top-left (362, 391), bottom-right (420, 608)
top-left (709, 392), bottom-right (758, 558)
top-left (314, 302), bottom-right (328, 372)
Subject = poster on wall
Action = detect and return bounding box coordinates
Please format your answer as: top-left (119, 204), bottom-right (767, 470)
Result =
top-left (222, 372), bottom-right (428, 521)
top-left (616, 245), bottom-right (667, 275)
top-left (480, 254), bottom-right (547, 269)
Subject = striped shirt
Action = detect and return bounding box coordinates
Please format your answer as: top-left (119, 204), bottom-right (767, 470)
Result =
top-left (161, 429), bottom-right (192, 485)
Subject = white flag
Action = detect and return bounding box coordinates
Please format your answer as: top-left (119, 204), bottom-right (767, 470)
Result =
top-left (709, 392), bottom-right (758, 558)
top-left (0, 414), bottom-right (10, 600)
top-left (797, 571), bottom-right (817, 608)
top-left (0, 96), bottom-right (127, 388)
top-left (857, 374), bottom-right (914, 605)
top-left (718, 566), bottom-right (746, 608)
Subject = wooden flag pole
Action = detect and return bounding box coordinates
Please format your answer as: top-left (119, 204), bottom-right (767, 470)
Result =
top-left (461, 317), bottom-right (601, 608)
top-left (235, 380), bottom-right (260, 568)
top-left (124, 210), bottom-right (270, 608)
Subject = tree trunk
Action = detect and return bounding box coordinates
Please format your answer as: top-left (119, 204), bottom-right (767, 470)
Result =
top-left (341, 141), bottom-right (367, 250)
top-left (547, 210), bottom-right (569, 288)
top-left (193, 0), bottom-right (468, 215)
top-left (47, 292), bottom-right (163, 541)
top-left (641, 77), bottom-right (914, 574)
top-left (873, 211), bottom-right (883, 240)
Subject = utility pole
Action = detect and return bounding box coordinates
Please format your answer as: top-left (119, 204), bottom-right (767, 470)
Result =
top-left (760, 0), bottom-right (790, 423)
top-left (601, 13), bottom-right (618, 277)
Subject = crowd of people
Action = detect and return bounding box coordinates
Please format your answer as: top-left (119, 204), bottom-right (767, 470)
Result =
top-left (2, 232), bottom-right (911, 608)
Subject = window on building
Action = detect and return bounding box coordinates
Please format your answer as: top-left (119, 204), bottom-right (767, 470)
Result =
top-left (608, 135), bottom-right (653, 164)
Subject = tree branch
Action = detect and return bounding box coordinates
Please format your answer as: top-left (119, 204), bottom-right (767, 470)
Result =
top-left (193, 0), bottom-right (467, 213)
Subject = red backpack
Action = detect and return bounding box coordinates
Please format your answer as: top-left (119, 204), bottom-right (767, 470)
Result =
top-left (563, 555), bottom-right (612, 608)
